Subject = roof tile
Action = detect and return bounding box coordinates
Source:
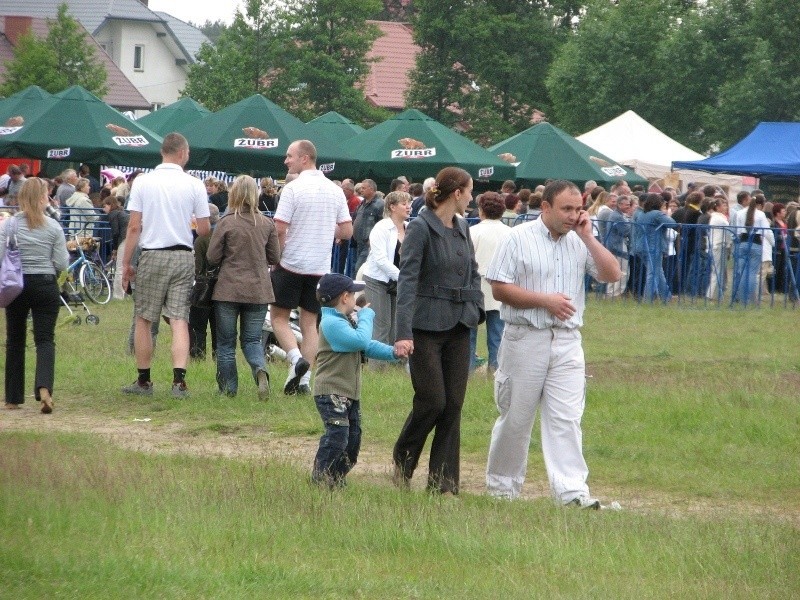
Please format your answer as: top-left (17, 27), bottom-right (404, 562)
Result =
top-left (363, 21), bottom-right (420, 111)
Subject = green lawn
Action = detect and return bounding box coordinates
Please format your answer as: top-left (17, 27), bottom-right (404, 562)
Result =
top-left (1, 298), bottom-right (798, 598)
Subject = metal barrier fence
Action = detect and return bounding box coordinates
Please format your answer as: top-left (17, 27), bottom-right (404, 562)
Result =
top-left (46, 207), bottom-right (800, 309)
top-left (57, 206), bottom-right (113, 263)
top-left (591, 219), bottom-right (798, 308)
top-left (331, 214), bottom-right (798, 308)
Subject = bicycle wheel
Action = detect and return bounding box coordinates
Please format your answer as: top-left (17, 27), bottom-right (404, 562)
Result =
top-left (79, 262), bottom-right (111, 304)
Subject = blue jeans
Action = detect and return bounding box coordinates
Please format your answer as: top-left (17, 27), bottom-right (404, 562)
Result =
top-left (469, 310), bottom-right (504, 371)
top-left (688, 250), bottom-right (710, 297)
top-left (214, 301), bottom-right (268, 395)
top-left (313, 395), bottom-right (362, 487)
top-left (643, 252), bottom-right (671, 303)
top-left (732, 243), bottom-right (762, 305)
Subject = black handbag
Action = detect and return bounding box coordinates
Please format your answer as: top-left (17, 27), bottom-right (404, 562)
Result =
top-left (190, 267), bottom-right (219, 308)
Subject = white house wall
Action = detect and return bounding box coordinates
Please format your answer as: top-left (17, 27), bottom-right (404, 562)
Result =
top-left (95, 20), bottom-right (187, 113)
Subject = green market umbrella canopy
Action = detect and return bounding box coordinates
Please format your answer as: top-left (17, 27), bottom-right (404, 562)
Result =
top-left (177, 94), bottom-right (357, 178)
top-left (306, 111), bottom-right (365, 142)
top-left (346, 109), bottom-right (515, 184)
top-left (489, 122), bottom-right (647, 189)
top-left (0, 85), bottom-right (55, 120)
top-left (137, 97), bottom-right (211, 136)
top-left (0, 86), bottom-right (163, 167)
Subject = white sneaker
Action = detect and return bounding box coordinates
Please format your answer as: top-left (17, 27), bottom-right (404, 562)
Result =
top-left (569, 494), bottom-right (601, 510)
top-left (283, 358), bottom-right (310, 395)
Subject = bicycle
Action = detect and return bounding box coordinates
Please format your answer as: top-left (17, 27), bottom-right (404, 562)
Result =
top-left (65, 235), bottom-right (112, 305)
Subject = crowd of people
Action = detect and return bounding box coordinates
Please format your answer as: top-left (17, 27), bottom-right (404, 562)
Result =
top-left (3, 137), bottom-right (799, 509)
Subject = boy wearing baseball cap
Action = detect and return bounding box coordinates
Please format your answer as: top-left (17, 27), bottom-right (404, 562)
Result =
top-left (312, 273), bottom-right (399, 488)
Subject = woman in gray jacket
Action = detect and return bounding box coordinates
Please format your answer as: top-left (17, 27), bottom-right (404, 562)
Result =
top-left (207, 175), bottom-right (281, 399)
top-left (392, 166), bottom-right (484, 494)
top-left (2, 178), bottom-right (69, 412)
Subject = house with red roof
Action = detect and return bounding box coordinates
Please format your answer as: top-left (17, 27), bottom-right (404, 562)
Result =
top-left (0, 15), bottom-right (150, 112)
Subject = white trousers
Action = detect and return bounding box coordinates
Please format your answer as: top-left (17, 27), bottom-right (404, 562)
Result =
top-left (486, 324), bottom-right (590, 504)
top-left (113, 247), bottom-right (126, 300)
top-left (606, 255), bottom-right (629, 297)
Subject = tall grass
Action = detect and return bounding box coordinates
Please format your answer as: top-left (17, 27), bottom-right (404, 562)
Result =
top-left (1, 433), bottom-right (797, 599)
top-left (1, 299), bottom-right (798, 597)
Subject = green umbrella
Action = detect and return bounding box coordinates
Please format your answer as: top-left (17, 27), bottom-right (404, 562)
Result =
top-left (346, 109), bottom-right (515, 184)
top-left (137, 97), bottom-right (211, 136)
top-left (178, 94), bottom-right (357, 178)
top-left (0, 86), bottom-right (163, 167)
top-left (306, 111), bottom-right (365, 142)
top-left (489, 122), bottom-right (648, 189)
top-left (0, 85), bottom-right (55, 116)
top-left (0, 86), bottom-right (57, 143)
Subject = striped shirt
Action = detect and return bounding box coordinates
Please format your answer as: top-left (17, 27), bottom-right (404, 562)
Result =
top-left (273, 169), bottom-right (351, 275)
top-left (486, 217), bottom-right (598, 329)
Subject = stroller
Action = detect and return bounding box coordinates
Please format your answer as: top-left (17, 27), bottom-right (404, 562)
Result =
top-left (58, 270), bottom-right (100, 326)
top-left (58, 236), bottom-right (103, 326)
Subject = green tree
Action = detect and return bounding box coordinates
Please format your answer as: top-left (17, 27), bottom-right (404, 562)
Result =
top-left (456, 0), bottom-right (557, 145)
top-left (404, 0), bottom-right (471, 127)
top-left (183, 0), bottom-right (282, 110)
top-left (407, 0), bottom-right (560, 145)
top-left (270, 0), bottom-right (387, 125)
top-left (194, 19), bottom-right (228, 45)
top-left (545, 0), bottom-right (690, 137)
top-left (707, 0), bottom-right (800, 148)
top-left (0, 3), bottom-right (107, 97)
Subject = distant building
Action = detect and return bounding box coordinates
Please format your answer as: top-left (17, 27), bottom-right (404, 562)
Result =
top-left (0, 0), bottom-right (209, 114)
top-left (364, 21), bottom-right (420, 112)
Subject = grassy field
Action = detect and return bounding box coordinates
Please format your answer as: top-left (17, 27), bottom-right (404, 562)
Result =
top-left (1, 298), bottom-right (798, 598)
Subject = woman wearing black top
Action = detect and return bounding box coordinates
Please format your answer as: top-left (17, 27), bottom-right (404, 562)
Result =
top-left (103, 195), bottom-right (129, 300)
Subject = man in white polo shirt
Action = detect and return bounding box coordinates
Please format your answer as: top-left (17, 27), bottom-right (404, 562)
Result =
top-left (120, 132), bottom-right (210, 398)
top-left (272, 139), bottom-right (353, 395)
top-left (485, 179), bottom-right (620, 509)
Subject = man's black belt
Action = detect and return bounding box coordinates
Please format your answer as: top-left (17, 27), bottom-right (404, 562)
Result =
top-left (142, 245), bottom-right (192, 252)
top-left (417, 284), bottom-right (482, 302)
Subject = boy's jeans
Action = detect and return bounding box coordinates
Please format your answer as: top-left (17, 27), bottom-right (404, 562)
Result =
top-left (313, 395), bottom-right (361, 487)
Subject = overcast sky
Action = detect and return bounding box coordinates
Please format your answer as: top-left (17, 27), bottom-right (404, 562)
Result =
top-left (147, 0), bottom-right (242, 26)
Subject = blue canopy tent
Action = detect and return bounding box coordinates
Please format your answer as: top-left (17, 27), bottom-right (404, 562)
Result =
top-left (672, 122), bottom-right (800, 176)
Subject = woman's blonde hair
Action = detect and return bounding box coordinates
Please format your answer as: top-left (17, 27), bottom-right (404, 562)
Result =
top-left (587, 190), bottom-right (609, 216)
top-left (227, 175), bottom-right (263, 225)
top-left (383, 191), bottom-right (412, 217)
top-left (17, 177), bottom-right (47, 229)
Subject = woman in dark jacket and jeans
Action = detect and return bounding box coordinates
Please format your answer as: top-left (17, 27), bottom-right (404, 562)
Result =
top-left (392, 166), bottom-right (484, 494)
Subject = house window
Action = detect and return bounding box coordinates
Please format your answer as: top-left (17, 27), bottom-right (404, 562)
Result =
top-left (133, 45), bottom-right (144, 71)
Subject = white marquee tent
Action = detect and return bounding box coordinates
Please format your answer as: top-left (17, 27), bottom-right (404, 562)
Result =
top-left (577, 110), bottom-right (742, 193)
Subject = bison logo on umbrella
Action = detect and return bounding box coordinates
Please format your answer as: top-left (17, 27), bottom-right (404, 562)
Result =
top-left (235, 126), bottom-right (279, 150)
top-left (107, 123), bottom-right (149, 147)
top-left (392, 137), bottom-right (436, 159)
top-left (0, 116), bottom-right (24, 135)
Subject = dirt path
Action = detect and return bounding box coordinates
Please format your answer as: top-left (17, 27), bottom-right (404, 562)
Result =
top-left (2, 404), bottom-right (797, 527)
